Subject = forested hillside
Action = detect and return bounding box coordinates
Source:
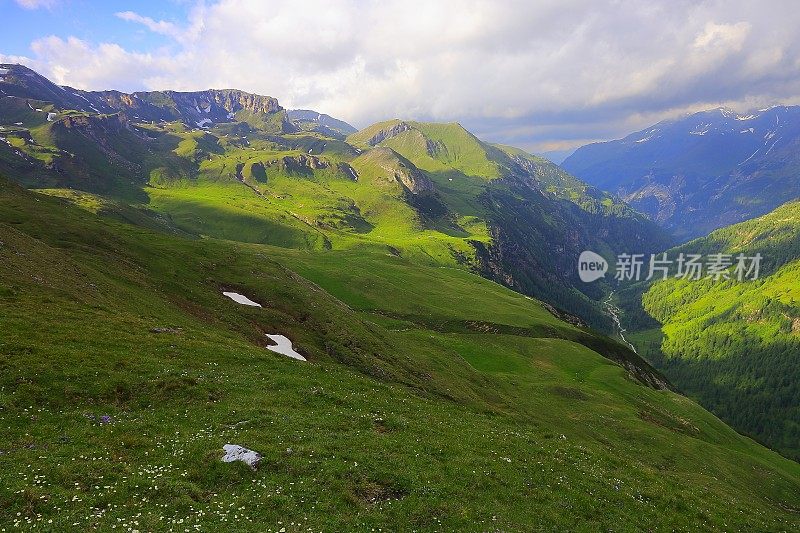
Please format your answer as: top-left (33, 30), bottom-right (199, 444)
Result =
top-left (623, 200), bottom-right (800, 459)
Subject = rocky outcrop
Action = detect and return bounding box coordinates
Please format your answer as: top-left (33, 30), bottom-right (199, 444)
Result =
top-left (221, 444), bottom-right (262, 470)
top-left (61, 88), bottom-right (286, 131)
top-left (56, 112), bottom-right (127, 133)
top-left (392, 162), bottom-right (433, 194)
top-left (425, 138), bottom-right (445, 157)
top-left (201, 89), bottom-right (281, 115)
top-left (367, 122), bottom-right (412, 146)
top-left (268, 154), bottom-right (329, 173)
top-left (365, 147), bottom-right (434, 194)
top-left (338, 162), bottom-right (359, 181)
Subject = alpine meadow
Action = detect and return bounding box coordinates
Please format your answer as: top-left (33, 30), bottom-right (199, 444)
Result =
top-left (1, 1), bottom-right (799, 531)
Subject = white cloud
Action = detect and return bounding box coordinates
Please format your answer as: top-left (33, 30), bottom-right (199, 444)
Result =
top-left (14, 0), bottom-right (57, 9)
top-left (693, 22), bottom-right (751, 50)
top-left (115, 11), bottom-right (183, 40)
top-left (5, 0), bottom-right (800, 150)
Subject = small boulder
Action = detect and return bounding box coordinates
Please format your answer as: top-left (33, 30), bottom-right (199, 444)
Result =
top-left (222, 444), bottom-right (262, 470)
top-left (149, 327), bottom-right (183, 334)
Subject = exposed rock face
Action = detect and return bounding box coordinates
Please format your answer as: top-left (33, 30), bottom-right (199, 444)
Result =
top-left (56, 112), bottom-right (127, 132)
top-left (92, 89), bottom-right (283, 126)
top-left (338, 162), bottom-right (359, 181)
top-left (237, 157), bottom-right (357, 183)
top-left (268, 154), bottom-right (329, 173)
top-left (425, 138), bottom-right (444, 157)
top-left (203, 90), bottom-right (281, 115)
top-left (369, 147), bottom-right (434, 194)
top-left (0, 65), bottom-right (288, 132)
top-left (392, 163), bottom-right (433, 194)
top-left (221, 444), bottom-right (262, 470)
top-left (367, 122), bottom-right (412, 146)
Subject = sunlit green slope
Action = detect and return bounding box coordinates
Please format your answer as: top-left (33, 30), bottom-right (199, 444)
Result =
top-left (0, 64), bottom-right (671, 328)
top-left (1, 176), bottom-right (799, 530)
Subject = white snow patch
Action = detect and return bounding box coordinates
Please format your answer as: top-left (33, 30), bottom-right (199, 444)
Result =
top-left (195, 105), bottom-right (202, 113)
top-left (14, 122), bottom-right (23, 126)
top-left (226, 111), bottom-right (235, 119)
top-left (203, 105), bottom-right (211, 114)
top-left (343, 165), bottom-right (358, 180)
top-left (222, 444), bottom-right (261, 470)
top-left (27, 102), bottom-right (33, 110)
top-left (764, 131), bottom-right (776, 141)
top-left (196, 118), bottom-right (212, 128)
top-left (635, 135), bottom-right (652, 143)
top-left (739, 148), bottom-right (760, 166)
top-left (739, 128), bottom-right (754, 134)
top-left (35, 108), bottom-right (42, 112)
top-left (265, 334), bottom-right (306, 361)
top-left (735, 114), bottom-right (756, 121)
top-left (0, 68), bottom-right (9, 75)
top-left (222, 291), bottom-right (261, 307)
top-left (46, 112), bottom-right (57, 122)
top-left (764, 137), bottom-right (780, 156)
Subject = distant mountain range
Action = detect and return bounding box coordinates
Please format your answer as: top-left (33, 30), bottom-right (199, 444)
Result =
top-left (287, 109), bottom-right (357, 138)
top-left (562, 106), bottom-right (800, 240)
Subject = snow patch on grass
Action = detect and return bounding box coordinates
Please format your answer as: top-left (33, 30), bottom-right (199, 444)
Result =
top-left (266, 334), bottom-right (306, 361)
top-left (222, 291), bottom-right (261, 307)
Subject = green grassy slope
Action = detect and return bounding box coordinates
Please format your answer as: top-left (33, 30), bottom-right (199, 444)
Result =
top-left (621, 200), bottom-right (800, 460)
top-left (1, 176), bottom-right (800, 530)
top-left (1, 86), bottom-right (670, 328)
top-left (0, 64), bottom-right (675, 330)
top-left (347, 121), bottom-right (672, 328)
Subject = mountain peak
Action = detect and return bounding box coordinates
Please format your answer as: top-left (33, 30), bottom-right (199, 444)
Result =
top-left (562, 103), bottom-right (800, 239)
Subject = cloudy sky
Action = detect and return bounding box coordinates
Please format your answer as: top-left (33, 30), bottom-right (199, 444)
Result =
top-left (3, 0), bottom-right (800, 157)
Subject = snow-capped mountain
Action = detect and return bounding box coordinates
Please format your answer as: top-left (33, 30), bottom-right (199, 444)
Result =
top-left (562, 106), bottom-right (800, 240)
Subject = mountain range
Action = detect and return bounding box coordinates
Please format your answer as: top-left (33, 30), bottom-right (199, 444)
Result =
top-left (0, 63), bottom-right (670, 329)
top-left (1, 63), bottom-right (799, 529)
top-left (562, 106), bottom-right (800, 240)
